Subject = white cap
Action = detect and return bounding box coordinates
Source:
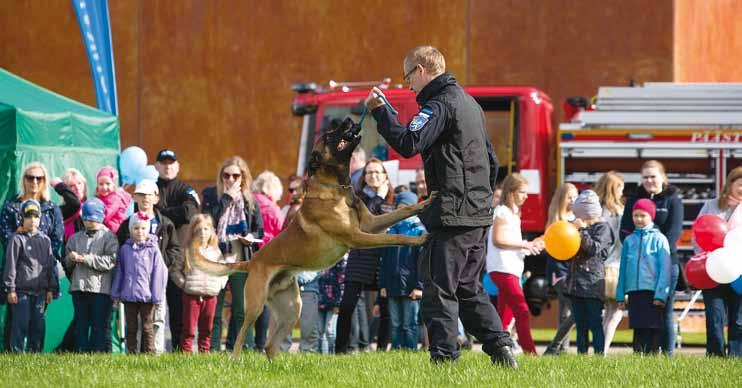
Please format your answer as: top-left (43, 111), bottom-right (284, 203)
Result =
top-left (134, 179), bottom-right (159, 195)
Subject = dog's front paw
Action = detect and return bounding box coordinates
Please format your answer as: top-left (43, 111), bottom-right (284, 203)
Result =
top-left (407, 191), bottom-right (437, 213)
top-left (411, 233), bottom-right (430, 246)
top-left (421, 191), bottom-right (438, 207)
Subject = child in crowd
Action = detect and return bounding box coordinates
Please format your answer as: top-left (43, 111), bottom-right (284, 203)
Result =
top-left (95, 166), bottom-right (131, 233)
top-left (117, 179), bottom-right (181, 353)
top-left (379, 191), bottom-right (425, 351)
top-left (65, 198), bottom-right (119, 352)
top-left (318, 255), bottom-right (346, 354)
top-left (111, 212), bottom-right (168, 354)
top-left (616, 199), bottom-right (671, 354)
top-left (3, 200), bottom-right (59, 352)
top-left (487, 173), bottom-right (544, 354)
top-left (543, 183), bottom-right (579, 355)
top-left (170, 214), bottom-right (229, 354)
top-left (565, 190), bottom-right (615, 355)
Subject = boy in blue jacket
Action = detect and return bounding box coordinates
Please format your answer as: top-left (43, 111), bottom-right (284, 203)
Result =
top-left (3, 200), bottom-right (59, 352)
top-left (380, 191), bottom-right (426, 350)
top-left (616, 199), bottom-right (671, 354)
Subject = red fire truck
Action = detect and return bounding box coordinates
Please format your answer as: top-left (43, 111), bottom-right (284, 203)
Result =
top-left (559, 83), bottom-right (742, 263)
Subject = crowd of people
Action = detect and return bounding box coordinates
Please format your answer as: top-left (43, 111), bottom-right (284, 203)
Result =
top-left (1, 146), bottom-right (741, 358)
top-left (1, 44), bottom-right (740, 360)
top-left (488, 162), bottom-right (741, 357)
top-left (0, 148), bottom-right (429, 355)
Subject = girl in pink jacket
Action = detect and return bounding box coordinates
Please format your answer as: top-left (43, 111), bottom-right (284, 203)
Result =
top-left (95, 166), bottom-right (131, 233)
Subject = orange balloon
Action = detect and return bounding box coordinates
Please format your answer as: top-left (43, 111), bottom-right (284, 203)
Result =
top-left (544, 220), bottom-right (581, 260)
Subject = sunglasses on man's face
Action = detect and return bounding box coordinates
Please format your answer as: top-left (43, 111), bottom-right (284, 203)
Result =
top-left (222, 172), bottom-right (242, 180)
top-left (25, 175), bottom-right (45, 182)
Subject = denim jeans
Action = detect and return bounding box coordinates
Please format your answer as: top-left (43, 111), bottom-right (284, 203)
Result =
top-left (703, 284), bottom-right (742, 357)
top-left (570, 297), bottom-right (604, 354)
top-left (10, 293), bottom-right (46, 353)
top-left (545, 280), bottom-right (574, 354)
top-left (299, 292), bottom-right (320, 352)
top-left (662, 264), bottom-right (679, 355)
top-left (152, 301), bottom-right (166, 354)
top-left (388, 296), bottom-right (420, 350)
top-left (72, 292), bottom-right (112, 352)
top-left (318, 309), bottom-right (338, 354)
top-left (336, 281), bottom-right (369, 353)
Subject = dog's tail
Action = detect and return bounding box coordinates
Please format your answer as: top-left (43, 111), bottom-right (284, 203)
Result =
top-left (187, 248), bottom-right (250, 277)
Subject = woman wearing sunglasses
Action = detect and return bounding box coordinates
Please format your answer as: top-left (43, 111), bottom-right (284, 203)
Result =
top-left (201, 156), bottom-right (265, 352)
top-left (0, 162), bottom-right (64, 349)
top-left (1, 162), bottom-right (64, 258)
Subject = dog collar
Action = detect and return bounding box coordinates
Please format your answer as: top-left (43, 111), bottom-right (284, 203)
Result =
top-left (304, 180), bottom-right (353, 201)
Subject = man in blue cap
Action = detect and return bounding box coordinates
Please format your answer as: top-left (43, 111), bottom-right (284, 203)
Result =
top-left (154, 148), bottom-right (197, 352)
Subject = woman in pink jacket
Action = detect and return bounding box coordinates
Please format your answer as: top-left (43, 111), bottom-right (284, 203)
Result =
top-left (251, 171), bottom-right (284, 247)
top-left (95, 166), bottom-right (131, 233)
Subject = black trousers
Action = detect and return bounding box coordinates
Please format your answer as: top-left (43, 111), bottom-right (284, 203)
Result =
top-left (335, 281), bottom-right (390, 353)
top-left (166, 280), bottom-right (183, 351)
top-left (420, 226), bottom-right (512, 361)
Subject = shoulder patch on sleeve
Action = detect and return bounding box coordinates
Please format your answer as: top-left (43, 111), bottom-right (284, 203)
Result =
top-left (186, 188), bottom-right (201, 205)
top-left (409, 108), bottom-right (433, 132)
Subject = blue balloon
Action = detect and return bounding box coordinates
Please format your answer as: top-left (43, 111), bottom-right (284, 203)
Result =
top-left (482, 272), bottom-right (499, 296)
top-left (136, 165), bottom-right (159, 184)
top-left (120, 146), bottom-right (147, 182)
top-left (731, 275), bottom-right (742, 295)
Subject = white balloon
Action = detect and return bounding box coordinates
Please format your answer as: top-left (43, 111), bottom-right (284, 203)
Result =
top-left (706, 247), bottom-right (742, 284)
top-left (724, 227), bottom-right (742, 250)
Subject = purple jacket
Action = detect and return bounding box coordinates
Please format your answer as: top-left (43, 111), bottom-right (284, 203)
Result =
top-left (111, 237), bottom-right (167, 304)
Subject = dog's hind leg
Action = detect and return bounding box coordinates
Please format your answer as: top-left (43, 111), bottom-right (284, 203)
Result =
top-left (264, 277), bottom-right (302, 360)
top-left (231, 264), bottom-right (279, 359)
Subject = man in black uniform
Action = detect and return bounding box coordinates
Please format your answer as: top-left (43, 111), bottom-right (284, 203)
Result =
top-left (364, 46), bottom-right (516, 367)
top-left (154, 148), bottom-right (199, 351)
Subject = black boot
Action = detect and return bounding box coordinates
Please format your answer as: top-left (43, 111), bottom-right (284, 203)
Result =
top-left (490, 345), bottom-right (518, 369)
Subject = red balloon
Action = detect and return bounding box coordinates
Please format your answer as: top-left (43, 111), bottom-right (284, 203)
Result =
top-left (685, 253), bottom-right (719, 290)
top-left (692, 215), bottom-right (729, 252)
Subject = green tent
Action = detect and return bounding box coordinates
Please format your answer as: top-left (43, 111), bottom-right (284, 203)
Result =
top-left (0, 68), bottom-right (120, 352)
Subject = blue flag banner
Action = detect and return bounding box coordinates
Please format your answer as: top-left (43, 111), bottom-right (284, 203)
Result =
top-left (72, 0), bottom-right (118, 115)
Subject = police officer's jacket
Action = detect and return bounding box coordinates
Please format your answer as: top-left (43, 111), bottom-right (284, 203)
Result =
top-left (372, 73), bottom-right (498, 230)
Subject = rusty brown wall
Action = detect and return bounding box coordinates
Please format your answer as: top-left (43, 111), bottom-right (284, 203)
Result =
top-left (469, 0), bottom-right (674, 122)
top-left (0, 0), bottom-right (675, 186)
top-left (675, 0), bottom-right (742, 82)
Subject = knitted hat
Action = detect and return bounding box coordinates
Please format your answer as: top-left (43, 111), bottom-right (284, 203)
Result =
top-left (82, 198), bottom-right (105, 223)
top-left (20, 199), bottom-right (41, 218)
top-left (96, 166), bottom-right (117, 182)
top-left (395, 191), bottom-right (418, 207)
top-left (128, 211), bottom-right (152, 234)
top-left (573, 190), bottom-right (602, 220)
top-left (632, 198), bottom-right (656, 220)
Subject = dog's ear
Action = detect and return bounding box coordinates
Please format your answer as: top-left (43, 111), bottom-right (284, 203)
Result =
top-left (342, 117), bottom-right (355, 129)
top-left (308, 150), bottom-right (323, 175)
top-left (327, 118), bottom-right (344, 132)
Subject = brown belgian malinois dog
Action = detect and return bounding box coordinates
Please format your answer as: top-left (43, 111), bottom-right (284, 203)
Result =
top-left (190, 117), bottom-right (433, 359)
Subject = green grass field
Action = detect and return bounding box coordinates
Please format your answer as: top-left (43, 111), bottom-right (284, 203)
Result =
top-left (1, 351), bottom-right (739, 388)
top-left (530, 328), bottom-right (708, 346)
